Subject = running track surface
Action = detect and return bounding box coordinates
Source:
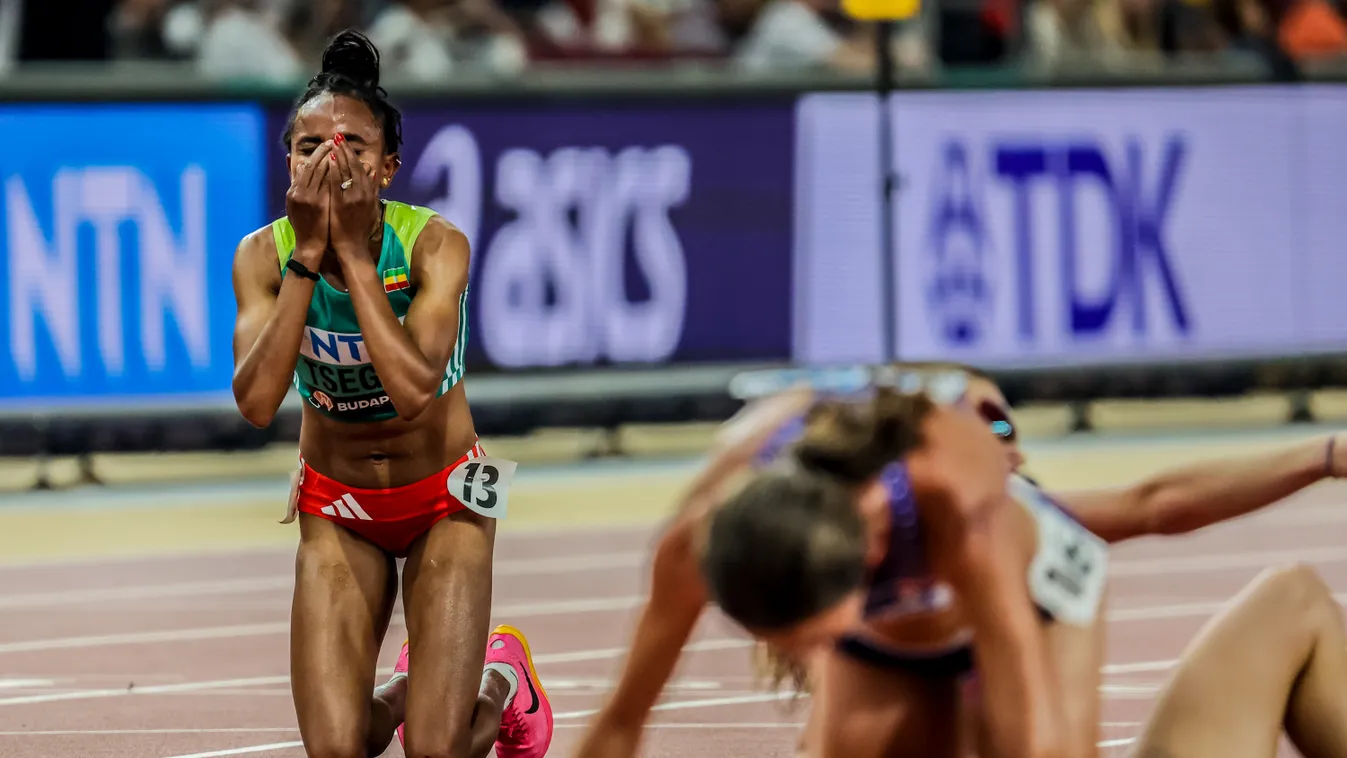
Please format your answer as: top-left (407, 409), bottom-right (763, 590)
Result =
top-left (4, 477), bottom-right (1347, 755)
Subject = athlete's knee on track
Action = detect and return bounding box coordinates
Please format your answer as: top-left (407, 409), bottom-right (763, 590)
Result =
top-left (1249, 563), bottom-right (1341, 637)
top-left (302, 728), bottom-right (369, 758)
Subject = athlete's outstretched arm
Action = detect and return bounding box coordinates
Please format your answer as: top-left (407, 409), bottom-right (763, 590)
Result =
top-left (232, 141), bottom-right (335, 428)
top-left (1059, 435), bottom-right (1338, 543)
top-left (918, 409), bottom-right (1066, 758)
top-left (573, 517), bottom-right (708, 758)
top-left (574, 390), bottom-right (813, 758)
top-left (330, 143), bottom-right (468, 422)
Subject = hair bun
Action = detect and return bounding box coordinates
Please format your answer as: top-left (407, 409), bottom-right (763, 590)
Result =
top-left (320, 29), bottom-right (381, 90)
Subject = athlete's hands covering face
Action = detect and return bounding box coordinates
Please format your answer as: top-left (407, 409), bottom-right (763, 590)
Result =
top-left (328, 133), bottom-right (381, 259)
top-left (286, 139), bottom-right (335, 266)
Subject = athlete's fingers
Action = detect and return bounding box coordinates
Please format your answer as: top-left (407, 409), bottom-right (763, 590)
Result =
top-left (332, 136), bottom-right (355, 187)
top-left (304, 142), bottom-right (335, 189)
top-left (310, 145), bottom-right (334, 192)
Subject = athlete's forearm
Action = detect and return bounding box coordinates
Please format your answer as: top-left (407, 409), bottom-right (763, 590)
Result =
top-left (1082, 437), bottom-right (1328, 540)
top-left (232, 275), bottom-right (317, 428)
top-left (339, 254), bottom-right (444, 421)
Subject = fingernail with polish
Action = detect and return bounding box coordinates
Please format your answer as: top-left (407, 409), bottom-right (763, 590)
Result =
top-left (334, 133), bottom-right (345, 145)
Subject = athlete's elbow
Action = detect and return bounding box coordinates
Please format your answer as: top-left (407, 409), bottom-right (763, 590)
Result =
top-left (237, 402), bottom-right (277, 429)
top-left (232, 382), bottom-right (278, 429)
top-left (390, 386), bottom-right (436, 422)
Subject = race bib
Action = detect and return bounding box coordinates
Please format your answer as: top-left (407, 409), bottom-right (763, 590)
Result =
top-left (1010, 476), bottom-right (1108, 627)
top-left (447, 456), bottom-right (518, 519)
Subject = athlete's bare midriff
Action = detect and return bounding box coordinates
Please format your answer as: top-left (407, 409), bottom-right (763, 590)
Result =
top-left (298, 382), bottom-right (478, 489)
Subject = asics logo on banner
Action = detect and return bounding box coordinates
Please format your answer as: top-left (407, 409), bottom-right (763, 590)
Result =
top-left (322, 493), bottom-right (373, 521)
top-left (926, 141), bottom-right (993, 346)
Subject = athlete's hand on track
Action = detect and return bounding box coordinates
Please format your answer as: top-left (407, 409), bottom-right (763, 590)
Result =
top-left (287, 139), bottom-right (335, 268)
top-left (328, 135), bottom-right (381, 261)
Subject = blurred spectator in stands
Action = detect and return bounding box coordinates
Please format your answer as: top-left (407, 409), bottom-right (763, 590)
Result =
top-left (196, 0), bottom-right (304, 81)
top-left (1157, 0), bottom-right (1225, 54)
top-left (285, 0), bottom-right (366, 64)
top-left (1213, 0), bottom-right (1299, 77)
top-left (517, 0), bottom-right (711, 58)
top-left (1276, 0), bottom-right (1347, 60)
top-left (368, 0), bottom-right (528, 78)
top-left (17, 0), bottom-right (115, 62)
top-left (109, 0), bottom-right (175, 59)
top-left (1024, 0), bottom-right (1124, 67)
top-left (721, 0), bottom-right (929, 73)
top-left (938, 0), bottom-right (1017, 64)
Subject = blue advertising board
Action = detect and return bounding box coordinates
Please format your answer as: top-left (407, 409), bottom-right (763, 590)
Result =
top-left (266, 101), bottom-right (797, 371)
top-left (793, 87), bottom-right (1347, 368)
top-left (0, 104), bottom-right (265, 409)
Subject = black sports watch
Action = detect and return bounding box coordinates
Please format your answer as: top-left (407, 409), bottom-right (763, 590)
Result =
top-left (286, 258), bottom-right (320, 281)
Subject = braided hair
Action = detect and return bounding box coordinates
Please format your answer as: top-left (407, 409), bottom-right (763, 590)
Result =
top-left (281, 29), bottom-right (403, 156)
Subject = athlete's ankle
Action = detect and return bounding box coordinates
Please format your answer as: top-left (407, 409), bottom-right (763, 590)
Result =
top-left (480, 665), bottom-right (518, 710)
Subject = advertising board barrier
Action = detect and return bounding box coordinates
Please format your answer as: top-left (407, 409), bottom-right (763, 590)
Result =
top-left (265, 101), bottom-right (798, 372)
top-left (794, 87), bottom-right (1347, 369)
top-left (0, 104), bottom-right (265, 410)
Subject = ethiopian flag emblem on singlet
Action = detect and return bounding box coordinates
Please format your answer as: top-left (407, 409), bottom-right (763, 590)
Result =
top-left (383, 266), bottom-right (410, 293)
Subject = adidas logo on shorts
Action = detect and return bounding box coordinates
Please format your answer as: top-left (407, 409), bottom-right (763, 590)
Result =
top-left (322, 493), bottom-right (373, 521)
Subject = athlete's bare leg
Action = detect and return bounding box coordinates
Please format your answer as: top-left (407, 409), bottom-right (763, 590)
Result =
top-left (1043, 609), bottom-right (1107, 757)
top-left (399, 510), bottom-right (503, 758)
top-left (290, 514), bottom-right (399, 758)
top-left (1131, 563), bottom-right (1347, 758)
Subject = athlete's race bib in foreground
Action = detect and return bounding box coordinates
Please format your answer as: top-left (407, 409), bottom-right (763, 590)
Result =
top-left (448, 456), bottom-right (519, 519)
top-left (1010, 475), bottom-right (1108, 627)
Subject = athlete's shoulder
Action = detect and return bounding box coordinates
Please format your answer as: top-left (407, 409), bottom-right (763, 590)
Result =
top-left (235, 222), bottom-right (282, 264)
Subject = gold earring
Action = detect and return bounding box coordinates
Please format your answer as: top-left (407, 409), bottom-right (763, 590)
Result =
top-left (381, 178), bottom-right (390, 188)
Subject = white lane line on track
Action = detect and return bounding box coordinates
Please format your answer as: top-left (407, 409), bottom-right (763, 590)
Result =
top-left (160, 741), bottom-right (305, 758)
top-left (0, 678), bottom-right (53, 689)
top-left (0, 639), bottom-right (751, 707)
top-left (0, 552), bottom-right (647, 610)
top-left (156, 699), bottom-right (1140, 757)
top-left (0, 595), bottom-right (648, 656)
top-left (7, 542), bottom-right (1340, 612)
top-left (0, 729), bottom-right (301, 736)
top-left (2, 582), bottom-right (1335, 658)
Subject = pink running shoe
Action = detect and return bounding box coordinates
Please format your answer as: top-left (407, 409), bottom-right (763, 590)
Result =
top-left (487, 625), bottom-right (553, 758)
top-left (392, 639), bottom-right (410, 748)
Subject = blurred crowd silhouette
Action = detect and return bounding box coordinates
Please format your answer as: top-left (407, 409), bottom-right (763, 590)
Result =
top-left (7, 0), bottom-right (1346, 80)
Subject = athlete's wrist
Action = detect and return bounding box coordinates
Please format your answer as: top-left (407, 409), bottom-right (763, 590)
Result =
top-left (291, 244), bottom-right (326, 270)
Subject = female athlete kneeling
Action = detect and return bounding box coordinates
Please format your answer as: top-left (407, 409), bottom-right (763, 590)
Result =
top-left (573, 365), bottom-right (1347, 758)
top-left (231, 30), bottom-right (551, 758)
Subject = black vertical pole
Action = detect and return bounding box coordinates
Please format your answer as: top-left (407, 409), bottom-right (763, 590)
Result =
top-left (875, 21), bottom-right (899, 364)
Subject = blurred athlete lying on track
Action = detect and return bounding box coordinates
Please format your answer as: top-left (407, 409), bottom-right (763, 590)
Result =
top-left (572, 363), bottom-right (1347, 758)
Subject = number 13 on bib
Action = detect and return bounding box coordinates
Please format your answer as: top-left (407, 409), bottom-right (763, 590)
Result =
top-left (448, 456), bottom-right (519, 519)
